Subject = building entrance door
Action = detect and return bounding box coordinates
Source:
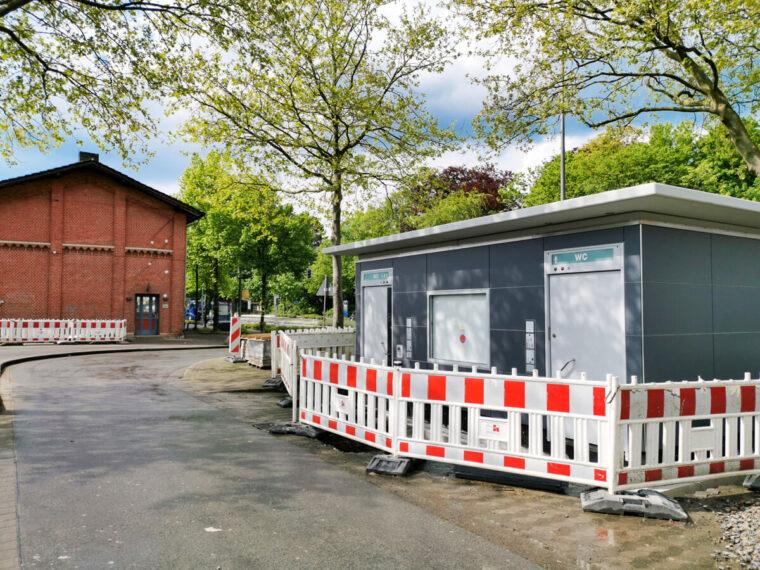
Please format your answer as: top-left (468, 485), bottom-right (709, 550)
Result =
top-left (361, 269), bottom-right (392, 365)
top-left (545, 244), bottom-right (626, 382)
top-left (135, 294), bottom-right (160, 336)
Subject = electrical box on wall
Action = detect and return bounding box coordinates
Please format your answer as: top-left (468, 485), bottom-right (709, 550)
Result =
top-left (525, 320), bottom-right (536, 373)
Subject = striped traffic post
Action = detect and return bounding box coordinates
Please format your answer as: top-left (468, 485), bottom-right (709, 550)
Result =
top-left (226, 313), bottom-right (246, 362)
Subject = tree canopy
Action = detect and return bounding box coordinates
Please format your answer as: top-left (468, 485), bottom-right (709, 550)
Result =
top-left (454, 0), bottom-right (760, 175)
top-left (524, 120), bottom-right (760, 206)
top-left (175, 0), bottom-right (456, 326)
top-left (0, 0), bottom-right (223, 162)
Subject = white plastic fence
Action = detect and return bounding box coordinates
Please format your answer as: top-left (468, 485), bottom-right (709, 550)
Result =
top-left (297, 350), bottom-right (760, 494)
top-left (271, 327), bottom-right (355, 403)
top-left (613, 377), bottom-right (760, 491)
top-left (0, 319), bottom-right (127, 344)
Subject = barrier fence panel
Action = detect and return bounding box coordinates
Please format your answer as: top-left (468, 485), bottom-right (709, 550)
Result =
top-left (396, 366), bottom-right (613, 488)
top-left (0, 319), bottom-right (126, 344)
top-left (300, 352), bottom-right (395, 453)
top-left (613, 377), bottom-right (760, 491)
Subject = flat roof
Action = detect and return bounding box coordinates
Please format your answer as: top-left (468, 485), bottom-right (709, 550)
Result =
top-left (0, 159), bottom-right (204, 223)
top-left (325, 183), bottom-right (760, 256)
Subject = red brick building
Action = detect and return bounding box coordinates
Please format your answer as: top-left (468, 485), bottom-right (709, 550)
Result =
top-left (0, 154), bottom-right (202, 336)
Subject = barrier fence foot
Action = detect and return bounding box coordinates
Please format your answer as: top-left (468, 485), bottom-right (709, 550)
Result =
top-left (366, 455), bottom-right (415, 476)
top-left (744, 474), bottom-right (760, 492)
top-left (225, 355), bottom-right (247, 363)
top-left (276, 397), bottom-right (293, 408)
top-left (263, 377), bottom-right (284, 390)
top-left (268, 422), bottom-right (320, 438)
top-left (581, 488), bottom-right (688, 521)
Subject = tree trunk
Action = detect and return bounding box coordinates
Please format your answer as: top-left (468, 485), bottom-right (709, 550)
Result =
top-left (212, 259), bottom-right (220, 332)
top-left (259, 272), bottom-right (268, 332)
top-left (717, 103), bottom-right (760, 176)
top-left (194, 264), bottom-right (200, 330)
top-left (237, 268), bottom-right (243, 315)
top-left (330, 185), bottom-right (343, 328)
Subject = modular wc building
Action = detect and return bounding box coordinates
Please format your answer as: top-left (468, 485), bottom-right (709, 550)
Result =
top-left (325, 183), bottom-right (760, 384)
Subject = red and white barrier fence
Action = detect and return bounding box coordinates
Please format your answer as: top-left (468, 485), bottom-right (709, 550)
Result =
top-left (0, 319), bottom-right (127, 344)
top-left (228, 313), bottom-right (242, 357)
top-left (298, 351), bottom-right (760, 494)
top-left (270, 328), bottom-right (356, 421)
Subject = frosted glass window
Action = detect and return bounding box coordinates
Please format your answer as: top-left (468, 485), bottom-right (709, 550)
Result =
top-left (430, 292), bottom-right (489, 365)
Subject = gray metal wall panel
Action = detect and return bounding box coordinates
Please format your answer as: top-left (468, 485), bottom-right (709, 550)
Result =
top-left (638, 225), bottom-right (760, 382)
top-left (427, 247), bottom-right (489, 290)
top-left (356, 225), bottom-right (642, 376)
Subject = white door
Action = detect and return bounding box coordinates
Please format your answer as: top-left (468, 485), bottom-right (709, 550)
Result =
top-left (548, 270), bottom-right (626, 382)
top-left (362, 286), bottom-right (389, 363)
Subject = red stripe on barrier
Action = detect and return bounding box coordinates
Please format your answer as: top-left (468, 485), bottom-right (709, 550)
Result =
top-left (593, 387), bottom-right (606, 417)
top-left (402, 373), bottom-right (411, 398)
top-left (711, 387), bottom-right (726, 414)
top-left (385, 438), bottom-right (392, 448)
top-left (44, 322), bottom-right (50, 328)
top-left (346, 426), bottom-right (356, 436)
top-left (740, 459), bottom-right (755, 471)
top-left (618, 473), bottom-right (628, 485)
top-left (400, 442), bottom-right (409, 453)
top-left (594, 469), bottom-right (607, 482)
top-left (647, 389), bottom-right (665, 418)
top-left (386, 372), bottom-right (394, 396)
top-left (314, 360), bottom-right (322, 381)
top-left (645, 469), bottom-right (662, 482)
top-left (347, 366), bottom-right (357, 388)
top-left (311, 414), bottom-right (321, 425)
top-left (366, 369), bottom-right (377, 392)
top-left (503, 456), bottom-right (525, 469)
top-left (329, 363), bottom-right (339, 384)
top-left (504, 381), bottom-right (525, 408)
top-left (463, 450), bottom-right (483, 463)
top-left (620, 390), bottom-right (630, 420)
top-left (426, 445), bottom-right (445, 458)
top-left (302, 359), bottom-right (307, 377)
top-left (710, 462), bottom-right (725, 474)
top-left (365, 432), bottom-right (376, 443)
top-left (300, 411), bottom-right (306, 420)
top-left (328, 419), bottom-right (338, 430)
top-left (547, 384), bottom-right (570, 413)
top-left (741, 386), bottom-right (756, 413)
top-left (678, 465), bottom-right (695, 478)
top-left (547, 462), bottom-right (571, 476)
top-left (428, 375), bottom-right (446, 401)
top-left (465, 377), bottom-right (484, 404)
top-left (680, 388), bottom-right (696, 416)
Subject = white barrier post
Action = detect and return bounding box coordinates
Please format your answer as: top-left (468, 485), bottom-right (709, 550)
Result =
top-left (226, 313), bottom-right (245, 363)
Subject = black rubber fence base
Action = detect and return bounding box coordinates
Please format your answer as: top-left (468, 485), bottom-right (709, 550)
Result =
top-left (366, 455), bottom-right (415, 476)
top-left (581, 488), bottom-right (688, 521)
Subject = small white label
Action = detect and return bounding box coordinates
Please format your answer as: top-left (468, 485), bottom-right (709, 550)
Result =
top-left (479, 418), bottom-right (510, 442)
top-left (331, 394), bottom-right (354, 415)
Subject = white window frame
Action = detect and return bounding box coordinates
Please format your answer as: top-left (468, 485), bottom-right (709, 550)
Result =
top-left (427, 288), bottom-right (490, 368)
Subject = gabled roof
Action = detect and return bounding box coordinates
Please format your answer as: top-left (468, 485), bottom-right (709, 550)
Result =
top-left (325, 183), bottom-right (760, 257)
top-left (0, 158), bottom-right (203, 223)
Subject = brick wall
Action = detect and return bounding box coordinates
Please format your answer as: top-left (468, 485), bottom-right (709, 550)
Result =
top-left (0, 168), bottom-right (189, 335)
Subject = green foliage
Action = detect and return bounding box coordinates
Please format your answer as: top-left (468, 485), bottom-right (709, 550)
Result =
top-left (180, 152), bottom-right (318, 325)
top-left (0, 0), bottom-right (220, 162)
top-left (174, 0), bottom-right (457, 325)
top-left (454, 0), bottom-right (760, 174)
top-left (525, 121), bottom-right (760, 206)
top-left (409, 191), bottom-right (487, 229)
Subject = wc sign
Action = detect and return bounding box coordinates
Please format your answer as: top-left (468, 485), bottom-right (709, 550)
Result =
top-left (549, 246), bottom-right (620, 273)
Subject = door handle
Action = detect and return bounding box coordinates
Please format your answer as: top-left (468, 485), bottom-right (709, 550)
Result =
top-left (559, 358), bottom-right (576, 376)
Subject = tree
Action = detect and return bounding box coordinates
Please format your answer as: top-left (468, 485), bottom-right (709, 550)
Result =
top-left (176, 0), bottom-right (456, 327)
top-left (180, 152), bottom-right (317, 331)
top-left (524, 121), bottom-right (760, 205)
top-left (454, 1), bottom-right (760, 175)
top-left (0, 0), bottom-right (222, 162)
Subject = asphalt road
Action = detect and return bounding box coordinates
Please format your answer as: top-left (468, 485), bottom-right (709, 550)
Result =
top-left (8, 350), bottom-right (535, 568)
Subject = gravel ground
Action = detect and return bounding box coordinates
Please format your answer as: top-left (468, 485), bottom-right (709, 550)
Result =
top-left (712, 490), bottom-right (760, 568)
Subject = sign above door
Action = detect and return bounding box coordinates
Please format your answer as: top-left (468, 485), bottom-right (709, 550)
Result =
top-left (361, 269), bottom-right (393, 287)
top-left (546, 244), bottom-right (622, 274)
